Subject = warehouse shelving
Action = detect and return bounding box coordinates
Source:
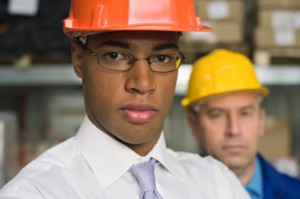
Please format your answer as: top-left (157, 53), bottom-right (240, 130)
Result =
top-left (1, 64), bottom-right (300, 95)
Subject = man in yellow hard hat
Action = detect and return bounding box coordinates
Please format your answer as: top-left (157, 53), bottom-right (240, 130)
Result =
top-left (0, 1), bottom-right (250, 198)
top-left (182, 49), bottom-right (300, 199)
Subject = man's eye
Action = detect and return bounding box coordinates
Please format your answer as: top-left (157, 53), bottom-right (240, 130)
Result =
top-left (210, 113), bottom-right (221, 118)
top-left (207, 110), bottom-right (225, 119)
top-left (152, 55), bottom-right (171, 63)
top-left (102, 52), bottom-right (125, 61)
top-left (241, 110), bottom-right (252, 117)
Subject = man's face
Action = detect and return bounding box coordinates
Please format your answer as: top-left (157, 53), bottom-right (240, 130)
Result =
top-left (188, 92), bottom-right (265, 174)
top-left (71, 31), bottom-right (179, 155)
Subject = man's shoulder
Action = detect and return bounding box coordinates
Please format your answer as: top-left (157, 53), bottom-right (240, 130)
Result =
top-left (167, 149), bottom-right (226, 166)
top-left (258, 154), bottom-right (300, 198)
top-left (26, 137), bottom-right (76, 170)
top-left (166, 149), bottom-right (235, 178)
top-left (0, 138), bottom-right (78, 196)
top-left (165, 149), bottom-right (249, 198)
top-left (259, 154), bottom-right (300, 184)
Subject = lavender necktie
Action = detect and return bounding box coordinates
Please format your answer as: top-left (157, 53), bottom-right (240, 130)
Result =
top-left (130, 160), bottom-right (163, 199)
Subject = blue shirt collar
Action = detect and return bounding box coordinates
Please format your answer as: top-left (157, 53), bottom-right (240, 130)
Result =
top-left (245, 157), bottom-right (263, 199)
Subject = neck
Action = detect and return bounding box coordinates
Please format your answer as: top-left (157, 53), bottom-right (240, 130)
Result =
top-left (232, 160), bottom-right (256, 185)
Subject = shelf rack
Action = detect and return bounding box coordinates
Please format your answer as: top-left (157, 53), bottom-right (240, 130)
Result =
top-left (1, 64), bottom-right (300, 95)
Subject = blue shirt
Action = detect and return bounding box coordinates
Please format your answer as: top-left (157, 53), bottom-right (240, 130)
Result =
top-left (245, 157), bottom-right (263, 199)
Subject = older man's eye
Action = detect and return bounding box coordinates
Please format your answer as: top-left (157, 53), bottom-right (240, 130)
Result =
top-left (208, 110), bottom-right (223, 119)
top-left (241, 110), bottom-right (252, 117)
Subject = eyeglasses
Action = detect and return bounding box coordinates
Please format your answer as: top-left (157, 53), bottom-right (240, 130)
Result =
top-left (84, 45), bottom-right (186, 73)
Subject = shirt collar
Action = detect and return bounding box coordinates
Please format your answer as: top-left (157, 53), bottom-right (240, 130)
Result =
top-left (75, 116), bottom-right (186, 189)
top-left (245, 157), bottom-right (263, 199)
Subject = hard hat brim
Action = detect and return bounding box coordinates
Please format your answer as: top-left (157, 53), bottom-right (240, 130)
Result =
top-left (63, 22), bottom-right (213, 38)
top-left (182, 87), bottom-right (269, 109)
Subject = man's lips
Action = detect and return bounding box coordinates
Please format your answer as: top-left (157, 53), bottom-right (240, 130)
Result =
top-left (222, 145), bottom-right (245, 153)
top-left (121, 104), bottom-right (158, 124)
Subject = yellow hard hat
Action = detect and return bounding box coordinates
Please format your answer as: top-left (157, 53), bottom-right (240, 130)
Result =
top-left (182, 49), bottom-right (269, 109)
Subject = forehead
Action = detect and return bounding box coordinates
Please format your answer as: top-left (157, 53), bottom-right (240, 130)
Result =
top-left (88, 31), bottom-right (180, 45)
top-left (203, 91), bottom-right (261, 109)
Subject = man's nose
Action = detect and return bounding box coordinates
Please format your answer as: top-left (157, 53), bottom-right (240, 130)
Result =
top-left (226, 114), bottom-right (241, 136)
top-left (125, 59), bottom-right (156, 94)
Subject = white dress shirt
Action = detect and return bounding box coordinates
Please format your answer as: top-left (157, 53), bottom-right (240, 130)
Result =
top-left (0, 116), bottom-right (250, 199)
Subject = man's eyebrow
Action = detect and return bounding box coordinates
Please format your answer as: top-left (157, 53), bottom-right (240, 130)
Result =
top-left (241, 105), bottom-right (255, 110)
top-left (94, 41), bottom-right (178, 51)
top-left (95, 41), bottom-right (131, 49)
top-left (206, 108), bottom-right (224, 113)
top-left (153, 43), bottom-right (179, 51)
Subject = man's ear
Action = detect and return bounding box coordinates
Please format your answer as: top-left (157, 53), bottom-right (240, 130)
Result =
top-left (71, 40), bottom-right (84, 78)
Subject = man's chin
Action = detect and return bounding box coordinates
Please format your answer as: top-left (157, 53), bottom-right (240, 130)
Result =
top-left (222, 156), bottom-right (247, 169)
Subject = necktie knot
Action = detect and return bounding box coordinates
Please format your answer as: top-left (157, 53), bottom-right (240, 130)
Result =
top-left (130, 160), bottom-right (163, 199)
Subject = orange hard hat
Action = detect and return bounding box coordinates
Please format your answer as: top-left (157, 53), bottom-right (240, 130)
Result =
top-left (63, 0), bottom-right (212, 38)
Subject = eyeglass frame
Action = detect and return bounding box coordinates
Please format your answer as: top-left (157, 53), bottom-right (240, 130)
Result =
top-left (82, 44), bottom-right (187, 73)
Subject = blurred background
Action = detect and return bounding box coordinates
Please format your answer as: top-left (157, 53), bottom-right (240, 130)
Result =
top-left (1, 0), bottom-right (300, 186)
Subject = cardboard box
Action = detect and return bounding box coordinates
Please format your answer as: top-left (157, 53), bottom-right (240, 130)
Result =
top-left (184, 21), bottom-right (244, 43)
top-left (258, 117), bottom-right (290, 160)
top-left (258, 9), bottom-right (300, 29)
top-left (257, 0), bottom-right (300, 8)
top-left (255, 27), bottom-right (300, 47)
top-left (197, 0), bottom-right (244, 21)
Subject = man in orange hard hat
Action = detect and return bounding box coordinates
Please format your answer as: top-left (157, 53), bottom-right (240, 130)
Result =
top-left (182, 49), bottom-right (300, 199)
top-left (0, 1), bottom-right (249, 198)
